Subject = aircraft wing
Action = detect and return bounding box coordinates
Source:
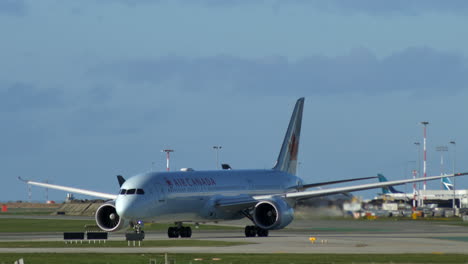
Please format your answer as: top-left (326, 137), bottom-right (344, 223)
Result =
top-left (254, 172), bottom-right (468, 201)
top-left (215, 196), bottom-right (258, 208)
top-left (292, 176), bottom-right (377, 190)
top-left (19, 177), bottom-right (117, 200)
top-left (214, 195), bottom-right (261, 214)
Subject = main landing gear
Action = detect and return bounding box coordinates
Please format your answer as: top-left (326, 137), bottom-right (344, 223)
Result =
top-left (244, 225), bottom-right (269, 237)
top-left (167, 222), bottom-right (192, 238)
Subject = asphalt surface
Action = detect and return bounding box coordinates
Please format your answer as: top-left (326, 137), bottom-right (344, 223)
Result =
top-left (1, 217), bottom-right (468, 254)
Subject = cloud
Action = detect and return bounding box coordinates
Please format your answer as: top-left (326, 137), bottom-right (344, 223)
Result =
top-left (0, 0), bottom-right (26, 16)
top-left (89, 47), bottom-right (468, 97)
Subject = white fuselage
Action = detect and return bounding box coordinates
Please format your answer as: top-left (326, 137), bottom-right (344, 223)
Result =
top-left (115, 169), bottom-right (302, 223)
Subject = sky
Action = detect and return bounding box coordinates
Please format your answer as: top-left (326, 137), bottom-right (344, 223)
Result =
top-left (1, 0), bottom-right (468, 202)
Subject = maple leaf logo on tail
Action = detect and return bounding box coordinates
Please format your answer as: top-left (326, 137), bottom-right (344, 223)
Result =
top-left (273, 97), bottom-right (304, 176)
top-left (288, 133), bottom-right (299, 161)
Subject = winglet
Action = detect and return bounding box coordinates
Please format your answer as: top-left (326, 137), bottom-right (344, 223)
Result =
top-left (18, 176), bottom-right (28, 183)
top-left (273, 97), bottom-right (304, 175)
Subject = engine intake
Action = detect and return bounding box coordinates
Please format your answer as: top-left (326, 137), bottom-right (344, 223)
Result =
top-left (253, 199), bottom-right (294, 230)
top-left (95, 203), bottom-right (128, 232)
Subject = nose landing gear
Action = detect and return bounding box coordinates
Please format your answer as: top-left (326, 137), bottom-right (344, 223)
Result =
top-left (167, 222), bottom-right (192, 238)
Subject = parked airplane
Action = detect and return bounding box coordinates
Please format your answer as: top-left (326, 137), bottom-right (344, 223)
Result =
top-left (378, 174), bottom-right (404, 194)
top-left (378, 174), bottom-right (455, 193)
top-left (20, 98), bottom-right (468, 238)
top-left (442, 177), bottom-right (454, 191)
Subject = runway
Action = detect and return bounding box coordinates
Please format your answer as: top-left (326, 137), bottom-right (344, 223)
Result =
top-left (1, 218), bottom-right (468, 254)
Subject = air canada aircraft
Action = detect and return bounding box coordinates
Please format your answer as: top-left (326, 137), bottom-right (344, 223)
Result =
top-left (20, 98), bottom-right (468, 238)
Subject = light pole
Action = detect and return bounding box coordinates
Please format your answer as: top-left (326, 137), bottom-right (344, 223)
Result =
top-left (450, 141), bottom-right (457, 210)
top-left (162, 149), bottom-right (174, 171)
top-left (405, 161), bottom-right (416, 194)
top-left (436, 145), bottom-right (448, 189)
top-left (412, 169), bottom-right (417, 211)
top-left (414, 142), bottom-right (421, 206)
top-left (45, 179), bottom-right (49, 202)
top-left (213, 145), bottom-right (222, 169)
top-left (420, 121), bottom-right (429, 206)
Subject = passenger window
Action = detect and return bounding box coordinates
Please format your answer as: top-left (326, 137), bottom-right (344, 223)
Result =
top-left (137, 189), bottom-right (145, 195)
top-left (127, 189), bottom-right (136, 195)
top-left (120, 189), bottom-right (126, 194)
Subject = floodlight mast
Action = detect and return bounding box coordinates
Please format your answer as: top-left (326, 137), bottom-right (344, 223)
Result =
top-left (412, 169), bottom-right (417, 211)
top-left (414, 142), bottom-right (421, 207)
top-left (450, 141), bottom-right (457, 211)
top-left (436, 146), bottom-right (448, 176)
top-left (420, 121), bottom-right (429, 206)
top-left (162, 149), bottom-right (174, 171)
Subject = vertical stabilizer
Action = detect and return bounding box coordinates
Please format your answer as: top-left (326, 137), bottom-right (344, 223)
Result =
top-left (273, 97), bottom-right (304, 175)
top-left (377, 174), bottom-right (403, 194)
top-left (442, 177), bottom-right (454, 190)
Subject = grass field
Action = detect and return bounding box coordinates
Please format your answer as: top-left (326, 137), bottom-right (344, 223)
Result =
top-left (0, 240), bottom-right (251, 248)
top-left (0, 218), bottom-right (95, 232)
top-left (1, 253), bottom-right (468, 264)
top-left (0, 218), bottom-right (240, 233)
top-left (0, 210), bottom-right (56, 216)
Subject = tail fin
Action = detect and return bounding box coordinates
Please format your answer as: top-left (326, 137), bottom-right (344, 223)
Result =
top-left (442, 176), bottom-right (454, 190)
top-left (377, 174), bottom-right (403, 194)
top-left (273, 97), bottom-right (304, 175)
top-left (117, 175), bottom-right (126, 187)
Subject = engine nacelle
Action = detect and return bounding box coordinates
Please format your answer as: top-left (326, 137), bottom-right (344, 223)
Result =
top-left (253, 198), bottom-right (294, 230)
top-left (95, 203), bottom-right (129, 232)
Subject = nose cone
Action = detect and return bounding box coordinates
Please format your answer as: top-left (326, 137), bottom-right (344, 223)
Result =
top-left (116, 197), bottom-right (139, 220)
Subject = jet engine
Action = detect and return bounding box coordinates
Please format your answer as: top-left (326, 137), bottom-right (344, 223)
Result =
top-left (95, 203), bottom-right (129, 232)
top-left (253, 198), bottom-right (294, 230)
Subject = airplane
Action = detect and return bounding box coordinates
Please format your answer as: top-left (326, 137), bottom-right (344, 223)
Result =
top-left (378, 173), bottom-right (455, 193)
top-left (377, 174), bottom-right (404, 194)
top-left (20, 98), bottom-right (468, 238)
top-left (442, 176), bottom-right (454, 191)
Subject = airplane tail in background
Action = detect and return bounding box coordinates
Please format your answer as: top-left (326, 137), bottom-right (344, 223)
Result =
top-left (377, 174), bottom-right (404, 194)
top-left (273, 97), bottom-right (304, 176)
top-left (442, 176), bottom-right (454, 190)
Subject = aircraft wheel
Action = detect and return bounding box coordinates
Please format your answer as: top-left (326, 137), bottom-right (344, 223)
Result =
top-left (179, 227), bottom-right (187, 237)
top-left (185, 227), bottom-right (192, 238)
top-left (257, 227), bottom-right (269, 237)
top-left (244, 225), bottom-right (256, 237)
top-left (179, 226), bottom-right (192, 238)
top-left (168, 227), bottom-right (179, 238)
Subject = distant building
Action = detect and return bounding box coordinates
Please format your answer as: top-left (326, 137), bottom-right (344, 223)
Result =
top-left (374, 190), bottom-right (468, 208)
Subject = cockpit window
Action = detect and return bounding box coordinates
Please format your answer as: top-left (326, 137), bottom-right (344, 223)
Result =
top-left (119, 188), bottom-right (144, 195)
